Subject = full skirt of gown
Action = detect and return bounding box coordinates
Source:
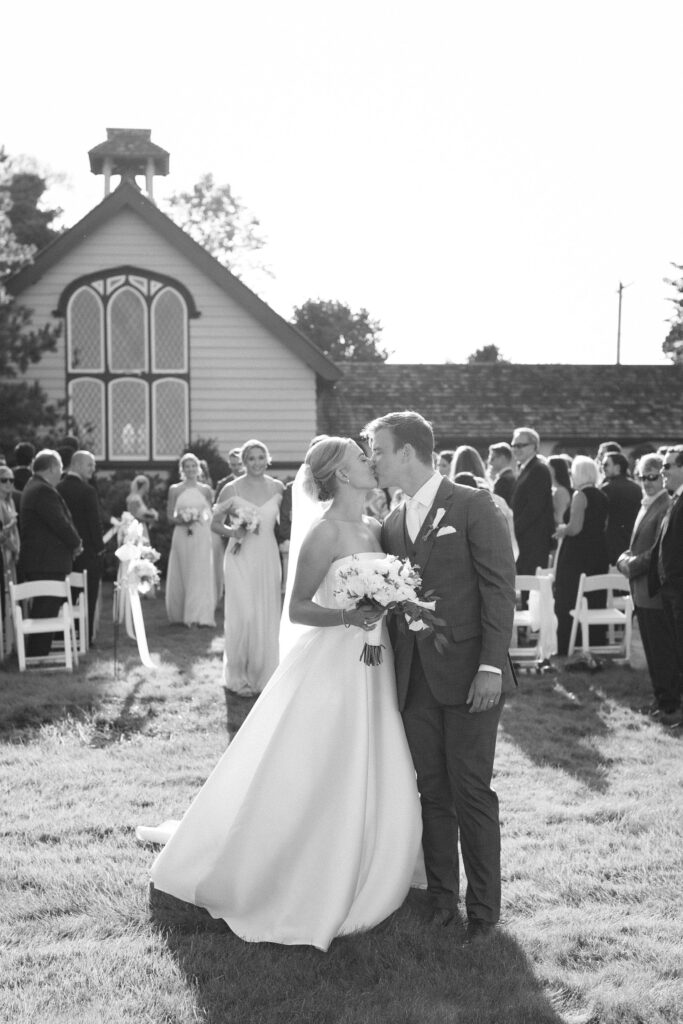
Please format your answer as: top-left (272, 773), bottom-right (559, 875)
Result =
top-left (165, 491), bottom-right (216, 627)
top-left (151, 554), bottom-right (423, 951)
top-left (223, 495), bottom-right (281, 694)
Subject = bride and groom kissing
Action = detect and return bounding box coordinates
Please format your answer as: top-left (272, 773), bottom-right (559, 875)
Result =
top-left (149, 410), bottom-right (517, 951)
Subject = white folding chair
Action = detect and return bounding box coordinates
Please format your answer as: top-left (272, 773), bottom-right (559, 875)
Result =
top-left (9, 578), bottom-right (79, 671)
top-left (68, 570), bottom-right (89, 655)
top-left (567, 572), bottom-right (633, 659)
top-left (510, 572), bottom-right (557, 665)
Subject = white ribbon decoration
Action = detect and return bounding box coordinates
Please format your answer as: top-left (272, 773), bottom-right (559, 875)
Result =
top-left (113, 513), bottom-right (159, 668)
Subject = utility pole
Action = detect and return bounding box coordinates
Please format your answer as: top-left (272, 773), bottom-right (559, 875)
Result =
top-left (616, 281), bottom-right (631, 365)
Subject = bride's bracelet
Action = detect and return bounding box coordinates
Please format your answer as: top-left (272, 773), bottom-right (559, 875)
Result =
top-left (341, 609), bottom-right (351, 629)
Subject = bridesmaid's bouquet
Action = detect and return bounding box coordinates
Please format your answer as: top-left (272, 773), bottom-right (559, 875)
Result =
top-left (176, 507), bottom-right (209, 535)
top-left (212, 499), bottom-right (261, 554)
top-left (333, 555), bottom-right (446, 665)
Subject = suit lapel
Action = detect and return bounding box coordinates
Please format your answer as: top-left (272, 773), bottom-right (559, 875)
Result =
top-left (412, 479), bottom-right (456, 572)
top-left (384, 505), bottom-right (408, 557)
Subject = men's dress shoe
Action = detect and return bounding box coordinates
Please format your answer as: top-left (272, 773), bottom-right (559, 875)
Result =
top-left (660, 708), bottom-right (683, 727)
top-left (633, 702), bottom-right (661, 717)
top-left (463, 920), bottom-right (496, 944)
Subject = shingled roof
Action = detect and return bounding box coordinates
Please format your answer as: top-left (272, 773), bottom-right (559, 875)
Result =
top-left (318, 362), bottom-right (683, 448)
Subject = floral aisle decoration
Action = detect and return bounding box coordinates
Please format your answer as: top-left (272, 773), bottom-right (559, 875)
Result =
top-left (113, 512), bottom-right (161, 668)
top-left (212, 498), bottom-right (260, 554)
top-left (333, 555), bottom-right (446, 666)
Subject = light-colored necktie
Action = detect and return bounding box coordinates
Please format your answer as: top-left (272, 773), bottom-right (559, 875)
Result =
top-left (405, 496), bottom-right (423, 542)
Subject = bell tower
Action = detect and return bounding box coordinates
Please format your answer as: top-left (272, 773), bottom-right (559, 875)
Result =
top-left (88, 128), bottom-right (170, 201)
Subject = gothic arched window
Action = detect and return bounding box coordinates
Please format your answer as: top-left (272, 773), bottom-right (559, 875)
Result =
top-left (60, 268), bottom-right (198, 462)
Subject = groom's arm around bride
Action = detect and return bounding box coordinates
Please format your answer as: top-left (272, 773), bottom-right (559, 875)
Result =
top-left (366, 410), bottom-right (516, 940)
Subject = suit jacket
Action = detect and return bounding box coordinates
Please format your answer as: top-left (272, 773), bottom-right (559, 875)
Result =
top-left (648, 490), bottom-right (683, 597)
top-left (493, 467), bottom-right (516, 507)
top-left (617, 490), bottom-right (669, 609)
top-left (511, 456), bottom-right (554, 571)
top-left (57, 474), bottom-right (104, 559)
top-left (275, 481), bottom-right (293, 545)
top-left (381, 477), bottom-right (517, 709)
top-left (601, 475), bottom-right (642, 566)
top-left (18, 475), bottom-right (82, 577)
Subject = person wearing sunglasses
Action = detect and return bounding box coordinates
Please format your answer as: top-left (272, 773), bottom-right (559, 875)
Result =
top-left (617, 455), bottom-right (678, 720)
top-left (509, 427), bottom-right (554, 576)
top-left (647, 446), bottom-right (683, 727)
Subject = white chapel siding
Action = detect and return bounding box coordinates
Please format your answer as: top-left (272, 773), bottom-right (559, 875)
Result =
top-left (17, 208), bottom-right (318, 461)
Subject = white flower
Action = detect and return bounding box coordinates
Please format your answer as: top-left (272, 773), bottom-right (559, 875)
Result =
top-left (115, 541), bottom-right (140, 563)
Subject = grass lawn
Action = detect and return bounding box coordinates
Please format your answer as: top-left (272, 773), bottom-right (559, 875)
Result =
top-left (1, 585), bottom-right (681, 1024)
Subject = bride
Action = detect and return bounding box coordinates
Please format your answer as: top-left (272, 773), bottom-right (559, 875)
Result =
top-left (149, 436), bottom-right (423, 951)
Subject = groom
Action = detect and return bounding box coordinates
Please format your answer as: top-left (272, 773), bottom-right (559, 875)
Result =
top-left (365, 411), bottom-right (516, 942)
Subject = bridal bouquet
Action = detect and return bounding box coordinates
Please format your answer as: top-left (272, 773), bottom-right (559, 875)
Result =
top-left (176, 507), bottom-right (209, 535)
top-left (333, 555), bottom-right (446, 665)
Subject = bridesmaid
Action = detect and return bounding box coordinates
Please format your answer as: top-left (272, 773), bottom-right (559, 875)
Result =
top-left (212, 440), bottom-right (283, 695)
top-left (165, 453), bottom-right (216, 627)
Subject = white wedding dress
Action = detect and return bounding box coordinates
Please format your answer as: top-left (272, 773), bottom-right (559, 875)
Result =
top-left (149, 552), bottom-right (423, 951)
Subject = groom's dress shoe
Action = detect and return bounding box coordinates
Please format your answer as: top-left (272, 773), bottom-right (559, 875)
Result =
top-left (463, 919), bottom-right (496, 944)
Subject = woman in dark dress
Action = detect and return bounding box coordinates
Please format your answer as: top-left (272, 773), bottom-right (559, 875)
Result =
top-left (553, 455), bottom-right (609, 655)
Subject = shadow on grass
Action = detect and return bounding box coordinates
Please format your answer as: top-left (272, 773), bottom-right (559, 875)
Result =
top-left (502, 664), bottom-right (623, 792)
top-left (149, 887), bottom-right (565, 1024)
top-left (0, 583), bottom-right (225, 741)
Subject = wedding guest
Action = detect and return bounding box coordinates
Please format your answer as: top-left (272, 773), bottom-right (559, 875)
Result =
top-left (548, 455), bottom-right (573, 527)
top-left (165, 453), bottom-right (215, 627)
top-left (450, 445), bottom-right (488, 487)
top-left (437, 450), bottom-right (454, 476)
top-left (211, 439), bottom-right (283, 695)
top-left (126, 475), bottom-right (159, 542)
top-left (487, 442), bottom-right (516, 506)
top-left (12, 442), bottom-right (35, 492)
top-left (18, 450), bottom-right (82, 656)
top-left (601, 452), bottom-right (642, 567)
top-left (510, 427), bottom-right (555, 574)
top-left (451, 449), bottom-right (517, 560)
top-left (215, 447), bottom-right (245, 496)
top-left (58, 450), bottom-right (105, 644)
top-left (553, 455), bottom-right (609, 655)
top-left (0, 467), bottom-right (20, 622)
top-left (648, 445), bottom-right (683, 727)
top-left (617, 455), bottom-right (678, 718)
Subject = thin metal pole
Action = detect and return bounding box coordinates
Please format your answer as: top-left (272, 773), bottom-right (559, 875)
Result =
top-left (616, 281), bottom-right (623, 366)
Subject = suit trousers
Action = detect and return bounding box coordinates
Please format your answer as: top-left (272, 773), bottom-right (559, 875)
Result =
top-left (23, 571), bottom-right (68, 657)
top-left (635, 606), bottom-right (681, 712)
top-left (401, 647), bottom-right (504, 923)
top-left (659, 588), bottom-right (683, 709)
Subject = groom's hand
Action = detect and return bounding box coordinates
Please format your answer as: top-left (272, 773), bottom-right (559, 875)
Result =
top-left (466, 670), bottom-right (502, 713)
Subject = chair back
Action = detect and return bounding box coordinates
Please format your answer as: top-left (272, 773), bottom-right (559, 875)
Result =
top-left (11, 579), bottom-right (72, 602)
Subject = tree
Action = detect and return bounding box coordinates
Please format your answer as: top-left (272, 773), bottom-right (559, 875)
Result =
top-left (663, 263), bottom-right (683, 364)
top-left (291, 299), bottom-right (389, 362)
top-left (0, 153), bottom-right (62, 450)
top-left (163, 174), bottom-right (267, 280)
top-left (467, 344), bottom-right (509, 364)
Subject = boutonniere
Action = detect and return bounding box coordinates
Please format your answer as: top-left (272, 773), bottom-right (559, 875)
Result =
top-left (422, 507), bottom-right (446, 541)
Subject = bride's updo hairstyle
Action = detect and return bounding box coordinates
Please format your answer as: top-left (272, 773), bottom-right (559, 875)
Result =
top-left (304, 436), bottom-right (350, 501)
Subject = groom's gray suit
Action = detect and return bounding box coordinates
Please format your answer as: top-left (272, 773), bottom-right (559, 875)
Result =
top-left (382, 477), bottom-right (516, 924)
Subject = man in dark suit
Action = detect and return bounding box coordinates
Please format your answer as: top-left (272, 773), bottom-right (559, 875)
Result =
top-left (215, 448), bottom-right (245, 497)
top-left (58, 450), bottom-right (104, 644)
top-left (367, 411), bottom-right (516, 944)
top-left (12, 442), bottom-right (35, 492)
top-left (648, 445), bottom-right (683, 727)
top-left (617, 454), bottom-right (677, 717)
top-left (18, 449), bottom-right (82, 656)
top-left (487, 442), bottom-right (516, 506)
top-left (601, 452), bottom-right (642, 567)
top-left (510, 427), bottom-right (555, 574)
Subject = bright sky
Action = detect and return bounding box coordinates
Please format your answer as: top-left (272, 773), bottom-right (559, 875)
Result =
top-left (5, 1), bottom-right (682, 365)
